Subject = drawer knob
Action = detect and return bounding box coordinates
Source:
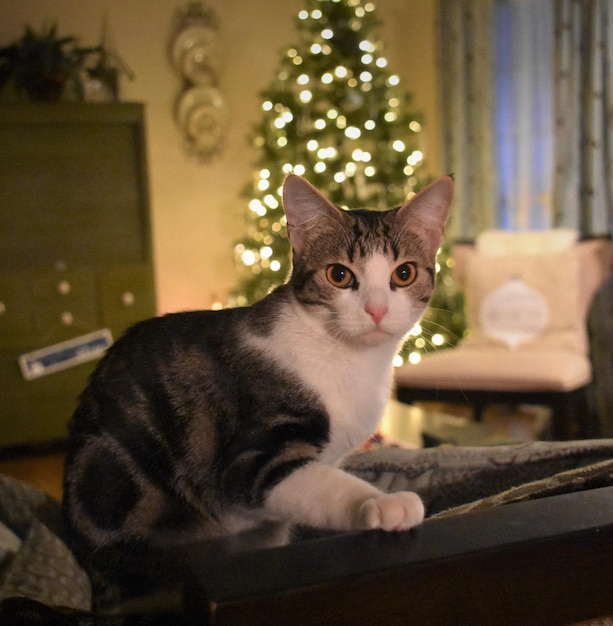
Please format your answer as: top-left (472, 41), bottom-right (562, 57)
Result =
top-left (57, 280), bottom-right (71, 296)
top-left (61, 311), bottom-right (74, 326)
top-left (121, 291), bottom-right (135, 307)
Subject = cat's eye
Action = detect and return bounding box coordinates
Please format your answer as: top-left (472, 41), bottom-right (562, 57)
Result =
top-left (391, 262), bottom-right (417, 287)
top-left (326, 264), bottom-right (356, 289)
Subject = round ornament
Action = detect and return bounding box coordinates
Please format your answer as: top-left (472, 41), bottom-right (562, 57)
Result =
top-left (479, 277), bottom-right (549, 348)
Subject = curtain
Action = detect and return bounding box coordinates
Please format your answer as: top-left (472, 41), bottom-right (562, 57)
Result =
top-left (553, 0), bottom-right (613, 235)
top-left (552, 0), bottom-right (613, 436)
top-left (438, 0), bottom-right (613, 236)
top-left (436, 0), bottom-right (497, 240)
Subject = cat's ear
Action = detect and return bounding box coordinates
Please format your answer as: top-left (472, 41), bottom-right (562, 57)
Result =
top-left (396, 175), bottom-right (453, 246)
top-left (282, 175), bottom-right (344, 255)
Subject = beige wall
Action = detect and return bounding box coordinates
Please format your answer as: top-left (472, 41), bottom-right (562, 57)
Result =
top-left (0, 0), bottom-right (439, 314)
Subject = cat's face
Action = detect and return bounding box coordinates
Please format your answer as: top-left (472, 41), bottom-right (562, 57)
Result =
top-left (282, 175), bottom-right (453, 347)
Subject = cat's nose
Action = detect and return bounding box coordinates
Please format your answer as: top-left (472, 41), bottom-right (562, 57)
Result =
top-left (365, 304), bottom-right (388, 325)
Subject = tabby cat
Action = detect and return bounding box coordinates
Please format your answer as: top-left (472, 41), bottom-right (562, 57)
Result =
top-left (62, 173), bottom-right (452, 608)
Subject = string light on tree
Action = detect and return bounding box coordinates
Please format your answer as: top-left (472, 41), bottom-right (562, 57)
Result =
top-left (233, 0), bottom-right (465, 362)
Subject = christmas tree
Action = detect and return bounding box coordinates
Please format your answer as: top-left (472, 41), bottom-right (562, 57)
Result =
top-left (233, 0), bottom-right (464, 362)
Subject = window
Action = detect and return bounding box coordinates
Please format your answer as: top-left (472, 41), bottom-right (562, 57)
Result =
top-left (495, 1), bottom-right (554, 230)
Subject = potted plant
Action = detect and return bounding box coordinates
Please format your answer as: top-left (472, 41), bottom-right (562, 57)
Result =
top-left (0, 23), bottom-right (99, 101)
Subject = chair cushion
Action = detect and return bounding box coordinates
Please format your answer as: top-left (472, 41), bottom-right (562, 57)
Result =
top-left (394, 346), bottom-right (591, 392)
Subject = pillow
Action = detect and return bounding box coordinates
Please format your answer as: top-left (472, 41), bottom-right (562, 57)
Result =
top-left (463, 248), bottom-right (582, 352)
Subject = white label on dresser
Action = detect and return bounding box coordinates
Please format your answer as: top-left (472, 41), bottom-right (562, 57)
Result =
top-left (18, 329), bottom-right (113, 380)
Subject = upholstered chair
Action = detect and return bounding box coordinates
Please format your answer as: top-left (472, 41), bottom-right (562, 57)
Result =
top-left (394, 230), bottom-right (612, 439)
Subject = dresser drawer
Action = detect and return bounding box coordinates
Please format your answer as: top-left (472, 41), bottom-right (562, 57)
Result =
top-left (28, 270), bottom-right (99, 343)
top-left (0, 352), bottom-right (35, 446)
top-left (0, 273), bottom-right (34, 345)
top-left (99, 265), bottom-right (156, 333)
top-left (31, 270), bottom-right (96, 302)
top-left (33, 301), bottom-right (100, 344)
top-left (0, 349), bottom-right (93, 446)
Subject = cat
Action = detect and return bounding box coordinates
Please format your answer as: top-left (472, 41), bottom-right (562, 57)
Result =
top-left (62, 173), bottom-right (452, 609)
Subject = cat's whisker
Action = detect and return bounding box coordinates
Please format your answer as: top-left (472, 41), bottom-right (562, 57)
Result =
top-left (416, 310), bottom-right (465, 345)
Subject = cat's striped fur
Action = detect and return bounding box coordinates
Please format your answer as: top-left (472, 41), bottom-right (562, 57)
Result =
top-left (62, 174), bottom-right (452, 608)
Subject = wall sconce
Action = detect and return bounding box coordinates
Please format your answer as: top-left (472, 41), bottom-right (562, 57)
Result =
top-left (170, 2), bottom-right (227, 162)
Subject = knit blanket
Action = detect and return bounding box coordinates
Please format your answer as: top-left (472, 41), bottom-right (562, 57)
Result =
top-left (0, 475), bottom-right (90, 611)
top-left (343, 439), bottom-right (613, 517)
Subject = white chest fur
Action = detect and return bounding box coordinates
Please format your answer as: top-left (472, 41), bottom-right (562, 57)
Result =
top-left (245, 303), bottom-right (399, 465)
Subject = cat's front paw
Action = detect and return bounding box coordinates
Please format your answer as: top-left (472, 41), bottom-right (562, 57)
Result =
top-left (359, 492), bottom-right (424, 531)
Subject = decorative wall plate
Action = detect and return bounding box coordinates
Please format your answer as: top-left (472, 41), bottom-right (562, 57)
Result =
top-left (171, 25), bottom-right (218, 74)
top-left (181, 45), bottom-right (220, 85)
top-left (170, 2), bottom-right (226, 163)
top-left (177, 86), bottom-right (224, 126)
top-left (177, 86), bottom-right (227, 161)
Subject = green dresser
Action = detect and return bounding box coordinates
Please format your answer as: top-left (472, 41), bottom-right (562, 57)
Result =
top-left (0, 103), bottom-right (156, 447)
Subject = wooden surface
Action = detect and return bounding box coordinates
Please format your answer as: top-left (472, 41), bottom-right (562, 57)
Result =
top-left (0, 451), bottom-right (64, 500)
top-left (185, 486), bottom-right (613, 626)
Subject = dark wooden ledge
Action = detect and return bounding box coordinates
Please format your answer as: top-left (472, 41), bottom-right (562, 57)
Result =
top-left (184, 486), bottom-right (613, 625)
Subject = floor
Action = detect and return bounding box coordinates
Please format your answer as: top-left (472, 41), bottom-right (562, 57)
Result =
top-left (0, 401), bottom-right (550, 502)
top-left (0, 450), bottom-right (65, 500)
